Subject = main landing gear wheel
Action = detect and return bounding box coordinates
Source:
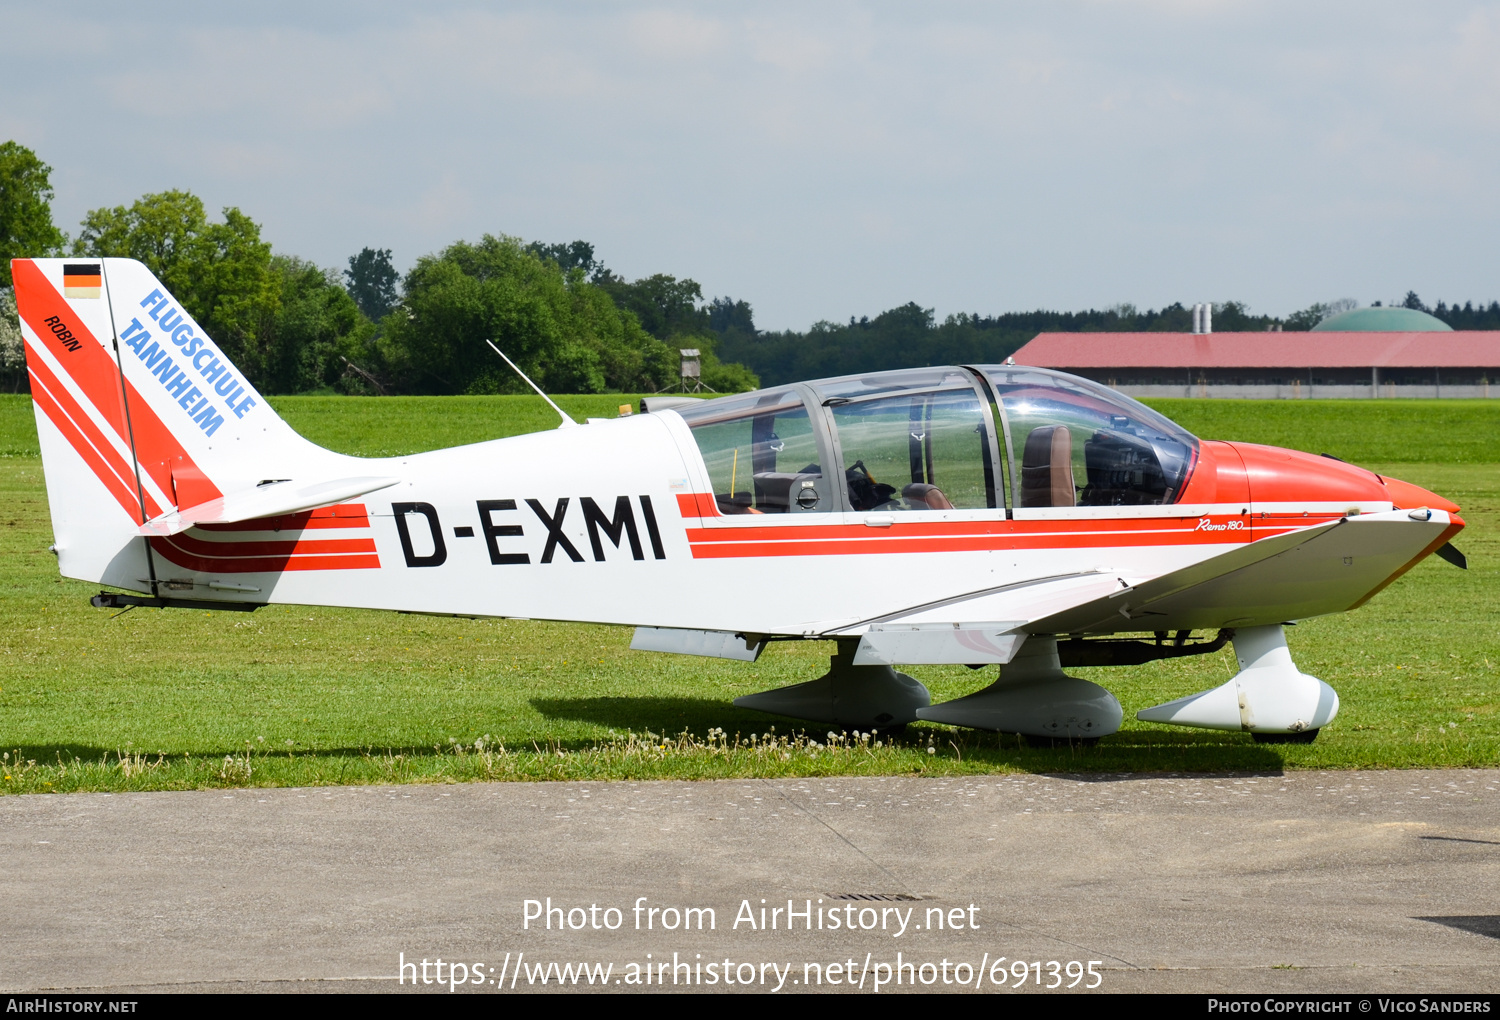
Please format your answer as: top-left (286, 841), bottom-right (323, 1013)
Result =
top-left (1251, 729), bottom-right (1319, 745)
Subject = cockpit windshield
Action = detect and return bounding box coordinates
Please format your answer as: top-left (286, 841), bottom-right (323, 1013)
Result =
top-left (975, 366), bottom-right (1198, 507)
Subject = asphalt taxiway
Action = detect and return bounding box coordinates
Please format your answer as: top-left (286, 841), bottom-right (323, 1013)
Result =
top-left (3, 770), bottom-right (1497, 993)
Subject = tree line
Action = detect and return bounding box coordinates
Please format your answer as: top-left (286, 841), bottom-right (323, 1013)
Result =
top-left (3, 140), bottom-right (1497, 396)
top-left (0, 143), bottom-right (756, 397)
top-left (721, 295), bottom-right (1500, 388)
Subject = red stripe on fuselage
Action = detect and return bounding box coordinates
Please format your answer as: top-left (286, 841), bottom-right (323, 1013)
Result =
top-left (150, 502), bottom-right (380, 573)
top-left (678, 502), bottom-right (1328, 558)
top-left (163, 530), bottom-right (377, 558)
top-left (150, 534), bottom-right (380, 573)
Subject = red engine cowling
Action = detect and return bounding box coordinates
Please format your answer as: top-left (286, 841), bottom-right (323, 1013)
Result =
top-left (1176, 441), bottom-right (1460, 514)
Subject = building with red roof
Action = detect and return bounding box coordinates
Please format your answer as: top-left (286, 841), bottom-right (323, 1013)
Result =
top-left (1012, 329), bottom-right (1500, 399)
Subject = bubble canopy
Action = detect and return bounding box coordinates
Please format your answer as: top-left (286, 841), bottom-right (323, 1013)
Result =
top-left (672, 366), bottom-right (1199, 512)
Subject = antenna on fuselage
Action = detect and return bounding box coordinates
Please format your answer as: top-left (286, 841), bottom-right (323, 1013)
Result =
top-left (485, 340), bottom-right (578, 429)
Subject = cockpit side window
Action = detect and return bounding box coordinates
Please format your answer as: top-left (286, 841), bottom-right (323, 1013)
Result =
top-left (817, 371), bottom-right (995, 512)
top-left (676, 388), bottom-right (830, 514)
top-left (979, 368), bottom-right (1198, 508)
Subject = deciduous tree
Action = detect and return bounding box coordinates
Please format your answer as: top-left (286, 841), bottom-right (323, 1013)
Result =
top-left (0, 141), bottom-right (66, 287)
top-left (345, 246), bottom-right (399, 321)
top-left (525, 239), bottom-right (604, 280)
top-left (0, 287), bottom-right (24, 391)
top-left (380, 234), bottom-right (679, 395)
top-left (73, 190), bottom-right (278, 373)
top-left (257, 257), bottom-right (370, 394)
top-left (596, 272), bottom-right (709, 340)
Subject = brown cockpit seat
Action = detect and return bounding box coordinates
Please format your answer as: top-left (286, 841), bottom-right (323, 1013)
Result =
top-left (1020, 425), bottom-right (1075, 508)
top-left (901, 482), bottom-right (954, 510)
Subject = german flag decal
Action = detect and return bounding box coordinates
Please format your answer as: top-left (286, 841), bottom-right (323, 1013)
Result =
top-left (63, 263), bottom-right (102, 299)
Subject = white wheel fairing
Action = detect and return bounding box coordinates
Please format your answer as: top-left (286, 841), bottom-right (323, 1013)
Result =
top-left (1137, 625), bottom-right (1340, 734)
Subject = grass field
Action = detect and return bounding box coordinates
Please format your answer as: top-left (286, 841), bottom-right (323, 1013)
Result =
top-left (1, 394), bottom-right (1495, 793)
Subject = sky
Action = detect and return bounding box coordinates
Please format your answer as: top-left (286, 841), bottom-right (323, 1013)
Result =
top-left (2, 1), bottom-right (1497, 330)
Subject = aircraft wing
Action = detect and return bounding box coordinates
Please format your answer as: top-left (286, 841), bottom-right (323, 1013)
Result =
top-left (1026, 509), bottom-right (1457, 635)
top-left (836, 509), bottom-right (1458, 663)
top-left (138, 476), bottom-right (401, 536)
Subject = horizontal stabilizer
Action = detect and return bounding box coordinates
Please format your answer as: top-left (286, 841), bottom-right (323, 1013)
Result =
top-left (138, 476), bottom-right (401, 536)
top-left (854, 622), bottom-right (1027, 665)
top-left (631, 627), bottom-right (765, 661)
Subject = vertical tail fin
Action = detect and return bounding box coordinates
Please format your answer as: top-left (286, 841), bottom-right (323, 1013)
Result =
top-left (13, 257), bottom-right (336, 591)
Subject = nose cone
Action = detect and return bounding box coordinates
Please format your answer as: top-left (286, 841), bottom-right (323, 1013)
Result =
top-left (1227, 442), bottom-right (1392, 508)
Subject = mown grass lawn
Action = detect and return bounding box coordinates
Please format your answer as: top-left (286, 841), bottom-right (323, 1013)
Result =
top-left (0, 394), bottom-right (1495, 792)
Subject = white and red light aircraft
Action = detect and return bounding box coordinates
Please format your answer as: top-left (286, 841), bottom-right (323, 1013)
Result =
top-left (15, 257), bottom-right (1467, 743)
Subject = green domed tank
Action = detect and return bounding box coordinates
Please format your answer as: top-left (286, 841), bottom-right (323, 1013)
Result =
top-left (1311, 307), bottom-right (1452, 331)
